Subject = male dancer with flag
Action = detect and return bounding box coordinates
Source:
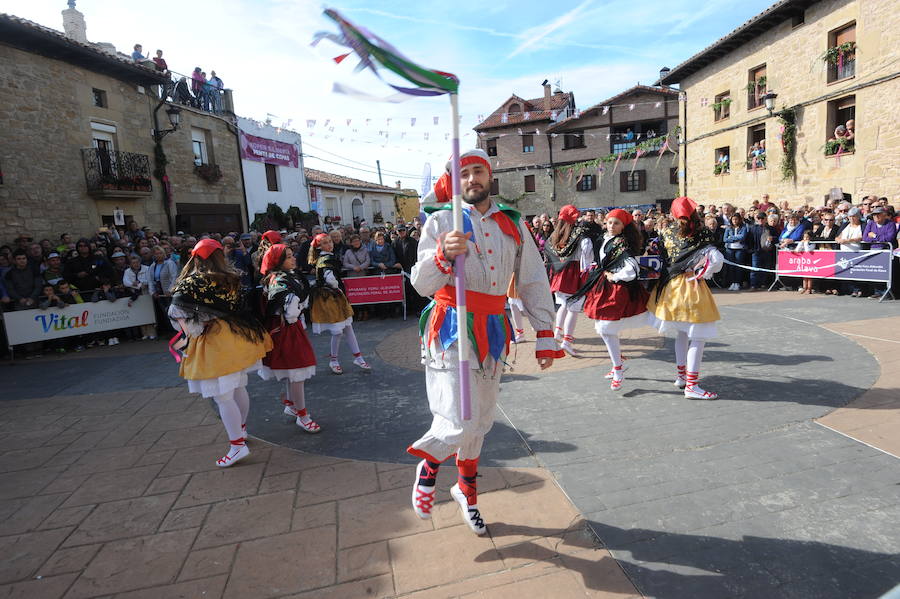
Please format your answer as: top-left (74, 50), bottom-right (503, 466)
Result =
top-left (407, 149), bottom-right (563, 534)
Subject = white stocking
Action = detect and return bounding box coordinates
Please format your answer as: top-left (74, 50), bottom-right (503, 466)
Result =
top-left (600, 334), bottom-right (622, 367)
top-left (687, 339), bottom-right (706, 373)
top-left (554, 304), bottom-right (567, 334)
top-left (330, 332), bottom-right (342, 359)
top-left (563, 309), bottom-right (578, 339)
top-left (288, 381), bottom-right (306, 412)
top-left (509, 304), bottom-right (525, 333)
top-left (343, 324), bottom-right (361, 355)
top-left (233, 387), bottom-right (250, 426)
top-left (674, 331), bottom-right (689, 367)
top-left (213, 391), bottom-right (243, 441)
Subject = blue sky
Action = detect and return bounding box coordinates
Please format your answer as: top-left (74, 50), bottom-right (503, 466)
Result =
top-left (7, 0), bottom-right (775, 189)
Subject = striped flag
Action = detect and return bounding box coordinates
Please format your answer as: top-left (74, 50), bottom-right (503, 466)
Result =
top-left (313, 9), bottom-right (458, 98)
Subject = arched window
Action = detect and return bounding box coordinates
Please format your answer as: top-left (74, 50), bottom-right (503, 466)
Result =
top-left (508, 103), bottom-right (521, 114)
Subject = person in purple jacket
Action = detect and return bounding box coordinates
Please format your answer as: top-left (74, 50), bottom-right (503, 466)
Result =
top-left (862, 207), bottom-right (898, 299)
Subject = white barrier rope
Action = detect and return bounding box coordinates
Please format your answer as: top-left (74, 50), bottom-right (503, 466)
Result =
top-left (720, 249), bottom-right (887, 275)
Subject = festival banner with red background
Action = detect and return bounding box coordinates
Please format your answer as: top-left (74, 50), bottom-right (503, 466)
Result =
top-left (239, 131), bottom-right (298, 168)
top-left (343, 274), bottom-right (405, 305)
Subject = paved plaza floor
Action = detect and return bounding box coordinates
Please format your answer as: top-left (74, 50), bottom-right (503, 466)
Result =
top-left (0, 289), bottom-right (898, 598)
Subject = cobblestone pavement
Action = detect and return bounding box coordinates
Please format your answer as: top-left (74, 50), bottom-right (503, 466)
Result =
top-left (0, 289), bottom-right (898, 598)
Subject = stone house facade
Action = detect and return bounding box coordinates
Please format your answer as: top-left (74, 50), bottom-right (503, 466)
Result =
top-left (0, 10), bottom-right (246, 243)
top-left (547, 86), bottom-right (679, 211)
top-left (474, 84), bottom-right (575, 216)
top-left (474, 83), bottom-right (678, 216)
top-left (660, 0), bottom-right (900, 208)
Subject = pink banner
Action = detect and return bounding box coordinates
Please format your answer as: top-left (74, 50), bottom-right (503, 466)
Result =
top-left (776, 250), bottom-right (836, 278)
top-left (239, 131), bottom-right (298, 168)
top-left (343, 274), bottom-right (405, 305)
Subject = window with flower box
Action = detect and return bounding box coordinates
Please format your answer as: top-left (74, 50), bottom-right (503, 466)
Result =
top-left (826, 22), bottom-right (856, 83)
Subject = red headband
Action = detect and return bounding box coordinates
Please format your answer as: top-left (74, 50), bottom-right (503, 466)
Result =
top-left (311, 233), bottom-right (330, 248)
top-left (260, 244), bottom-right (286, 275)
top-left (558, 204), bottom-right (580, 225)
top-left (459, 154), bottom-right (492, 175)
top-left (262, 230), bottom-right (282, 244)
top-left (607, 209), bottom-right (633, 227)
top-left (671, 196), bottom-right (697, 220)
top-left (191, 238), bottom-right (223, 260)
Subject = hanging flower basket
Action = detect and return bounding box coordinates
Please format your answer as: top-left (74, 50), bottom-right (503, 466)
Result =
top-left (821, 41), bottom-right (856, 66)
top-left (194, 164), bottom-right (222, 183)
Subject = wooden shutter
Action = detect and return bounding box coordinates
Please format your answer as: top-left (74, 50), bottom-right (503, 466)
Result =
top-left (619, 172), bottom-right (627, 192)
top-left (524, 175), bottom-right (535, 192)
top-left (835, 23), bottom-right (855, 45)
top-left (638, 170), bottom-right (647, 191)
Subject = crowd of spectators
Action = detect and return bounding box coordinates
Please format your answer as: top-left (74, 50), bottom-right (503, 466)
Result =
top-left (525, 193), bottom-right (899, 299)
top-left (2, 192), bottom-right (897, 359)
top-left (0, 216), bottom-right (428, 358)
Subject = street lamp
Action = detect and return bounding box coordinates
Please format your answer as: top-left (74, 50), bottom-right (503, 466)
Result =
top-left (153, 105), bottom-right (181, 141)
top-left (762, 91), bottom-right (778, 115)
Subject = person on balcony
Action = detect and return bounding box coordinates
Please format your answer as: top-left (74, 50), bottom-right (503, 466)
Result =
top-left (209, 71), bottom-right (224, 113)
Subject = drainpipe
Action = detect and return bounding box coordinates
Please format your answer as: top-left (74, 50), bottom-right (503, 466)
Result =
top-left (546, 132), bottom-right (556, 203)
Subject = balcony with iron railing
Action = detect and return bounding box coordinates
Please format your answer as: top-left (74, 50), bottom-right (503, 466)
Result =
top-left (81, 148), bottom-right (152, 197)
top-left (163, 69), bottom-right (233, 115)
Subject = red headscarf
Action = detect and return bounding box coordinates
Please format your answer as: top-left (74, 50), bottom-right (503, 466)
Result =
top-left (558, 204), bottom-right (580, 225)
top-left (191, 238), bottom-right (222, 260)
top-left (262, 230), bottom-right (283, 244)
top-left (432, 149), bottom-right (493, 204)
top-left (671, 197), bottom-right (697, 220)
top-left (311, 233), bottom-right (330, 248)
top-left (260, 243), bottom-right (286, 276)
top-left (607, 209), bottom-right (633, 227)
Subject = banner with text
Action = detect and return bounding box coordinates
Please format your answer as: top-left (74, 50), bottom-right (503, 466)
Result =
top-left (239, 131), bottom-right (299, 168)
top-left (343, 274), bottom-right (405, 305)
top-left (2, 295), bottom-right (157, 345)
top-left (776, 249), bottom-right (892, 282)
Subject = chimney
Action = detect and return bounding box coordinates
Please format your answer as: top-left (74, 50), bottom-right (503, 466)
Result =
top-left (542, 79), bottom-right (552, 110)
top-left (62, 1), bottom-right (87, 43)
top-left (658, 66), bottom-right (671, 85)
top-left (396, 180), bottom-right (401, 189)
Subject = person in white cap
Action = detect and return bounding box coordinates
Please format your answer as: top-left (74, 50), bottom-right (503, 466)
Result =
top-left (407, 149), bottom-right (563, 534)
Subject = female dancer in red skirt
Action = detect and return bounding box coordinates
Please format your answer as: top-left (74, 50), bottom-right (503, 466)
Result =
top-left (545, 205), bottom-right (598, 356)
top-left (569, 209), bottom-right (648, 390)
top-left (259, 244), bottom-right (320, 433)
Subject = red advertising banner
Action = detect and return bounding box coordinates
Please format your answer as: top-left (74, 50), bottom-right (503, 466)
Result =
top-left (775, 249), bottom-right (892, 282)
top-left (239, 131), bottom-right (298, 168)
top-left (343, 274), bottom-right (405, 305)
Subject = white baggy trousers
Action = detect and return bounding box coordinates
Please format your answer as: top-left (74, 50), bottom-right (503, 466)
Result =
top-left (409, 359), bottom-right (501, 463)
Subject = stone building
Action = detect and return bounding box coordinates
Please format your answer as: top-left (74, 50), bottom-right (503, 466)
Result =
top-left (546, 86), bottom-right (679, 211)
top-left (473, 83), bottom-right (575, 216)
top-left (659, 0), bottom-right (900, 208)
top-left (0, 9), bottom-right (246, 243)
top-left (474, 82), bottom-right (678, 215)
top-left (306, 169), bottom-right (401, 228)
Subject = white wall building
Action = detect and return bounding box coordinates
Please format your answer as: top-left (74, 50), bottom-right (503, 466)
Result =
top-left (236, 117), bottom-right (310, 222)
top-left (305, 168), bottom-right (399, 227)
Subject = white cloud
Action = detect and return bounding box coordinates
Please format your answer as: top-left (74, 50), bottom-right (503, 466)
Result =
top-left (506, 0), bottom-right (595, 59)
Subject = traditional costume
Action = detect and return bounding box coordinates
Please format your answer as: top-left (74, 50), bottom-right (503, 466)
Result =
top-left (308, 234), bottom-right (371, 374)
top-left (408, 149), bottom-right (563, 534)
top-left (168, 239), bottom-right (273, 467)
top-left (259, 244), bottom-right (320, 433)
top-left (545, 205), bottom-right (599, 355)
top-left (647, 197), bottom-right (724, 400)
top-left (569, 209), bottom-right (649, 390)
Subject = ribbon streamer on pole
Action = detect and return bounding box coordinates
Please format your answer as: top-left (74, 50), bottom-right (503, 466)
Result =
top-left (313, 8), bottom-right (472, 420)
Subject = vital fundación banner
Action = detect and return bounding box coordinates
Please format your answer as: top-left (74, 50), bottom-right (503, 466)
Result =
top-left (2, 295), bottom-right (156, 345)
top-left (239, 131), bottom-right (299, 168)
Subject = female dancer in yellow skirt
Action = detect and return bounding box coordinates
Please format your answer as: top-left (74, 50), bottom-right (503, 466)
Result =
top-left (307, 233), bottom-right (371, 375)
top-left (168, 239), bottom-right (272, 466)
top-left (647, 197), bottom-right (723, 400)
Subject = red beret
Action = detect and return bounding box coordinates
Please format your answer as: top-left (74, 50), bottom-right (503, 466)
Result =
top-left (260, 244), bottom-right (286, 275)
top-left (311, 233), bottom-right (330, 248)
top-left (671, 197), bottom-right (697, 220)
top-left (191, 238), bottom-right (223, 260)
top-left (558, 204), bottom-right (580, 225)
top-left (262, 230), bottom-right (283, 244)
top-left (607, 209), bottom-right (633, 227)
